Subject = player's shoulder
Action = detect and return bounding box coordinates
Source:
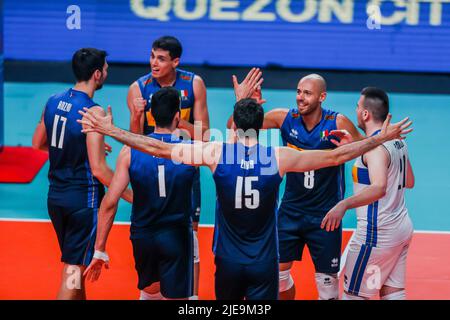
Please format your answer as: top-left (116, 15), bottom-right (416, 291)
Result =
top-left (177, 68), bottom-right (195, 82)
top-left (286, 108), bottom-right (300, 119)
top-left (136, 72), bottom-right (153, 86)
top-left (322, 108), bottom-right (339, 121)
top-left (48, 88), bottom-right (70, 102)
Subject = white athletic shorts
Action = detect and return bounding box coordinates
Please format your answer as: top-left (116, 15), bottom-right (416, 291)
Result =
top-left (343, 236), bottom-right (412, 298)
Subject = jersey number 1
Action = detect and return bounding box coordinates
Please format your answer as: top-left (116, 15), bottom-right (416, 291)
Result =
top-left (398, 155), bottom-right (406, 190)
top-left (51, 115), bottom-right (67, 149)
top-left (158, 165), bottom-right (166, 197)
top-left (235, 176), bottom-right (260, 209)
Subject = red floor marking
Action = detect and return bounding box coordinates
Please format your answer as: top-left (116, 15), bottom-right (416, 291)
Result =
top-left (0, 221), bottom-right (449, 299)
top-left (0, 147), bottom-right (48, 184)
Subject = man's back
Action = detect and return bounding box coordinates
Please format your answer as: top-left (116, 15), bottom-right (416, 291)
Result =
top-left (129, 133), bottom-right (197, 238)
top-left (212, 142), bottom-right (283, 264)
top-left (44, 88), bottom-right (104, 207)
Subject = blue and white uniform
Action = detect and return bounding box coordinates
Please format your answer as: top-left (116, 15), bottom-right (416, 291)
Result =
top-left (344, 136), bottom-right (413, 298)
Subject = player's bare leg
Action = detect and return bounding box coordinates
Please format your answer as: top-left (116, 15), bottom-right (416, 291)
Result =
top-left (192, 222), bottom-right (200, 300)
top-left (140, 282), bottom-right (164, 300)
top-left (279, 261), bottom-right (295, 300)
top-left (57, 264), bottom-right (86, 300)
top-left (380, 285), bottom-right (406, 300)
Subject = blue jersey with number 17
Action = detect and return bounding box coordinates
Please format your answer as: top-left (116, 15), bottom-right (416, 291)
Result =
top-left (279, 108), bottom-right (345, 217)
top-left (212, 143), bottom-right (283, 264)
top-left (44, 88), bottom-right (105, 208)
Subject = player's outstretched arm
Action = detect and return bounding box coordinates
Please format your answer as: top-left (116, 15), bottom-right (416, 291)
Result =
top-left (84, 146), bottom-right (132, 282)
top-left (78, 106), bottom-right (223, 171)
top-left (32, 107), bottom-right (48, 151)
top-left (320, 146), bottom-right (389, 232)
top-left (277, 114), bottom-right (412, 176)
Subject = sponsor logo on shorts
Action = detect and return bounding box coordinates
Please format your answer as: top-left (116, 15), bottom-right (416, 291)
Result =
top-left (331, 257), bottom-right (339, 268)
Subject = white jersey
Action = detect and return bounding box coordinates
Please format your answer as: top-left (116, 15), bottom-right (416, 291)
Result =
top-left (352, 138), bottom-right (413, 248)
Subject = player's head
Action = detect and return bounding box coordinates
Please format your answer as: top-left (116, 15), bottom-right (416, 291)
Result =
top-left (233, 98), bottom-right (264, 139)
top-left (357, 87), bottom-right (389, 131)
top-left (296, 74), bottom-right (327, 115)
top-left (151, 87), bottom-right (181, 129)
top-left (151, 36), bottom-right (182, 79)
top-left (72, 48), bottom-right (108, 90)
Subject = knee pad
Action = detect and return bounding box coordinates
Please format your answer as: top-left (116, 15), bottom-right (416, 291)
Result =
top-left (139, 290), bottom-right (164, 300)
top-left (342, 292), bottom-right (367, 300)
top-left (193, 231), bottom-right (200, 264)
top-left (279, 269), bottom-right (294, 292)
top-left (381, 290), bottom-right (405, 300)
top-left (315, 273), bottom-right (339, 300)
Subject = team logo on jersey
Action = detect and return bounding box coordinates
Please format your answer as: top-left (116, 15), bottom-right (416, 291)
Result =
top-left (144, 77), bottom-right (153, 86)
top-left (180, 75), bottom-right (192, 81)
top-left (180, 90), bottom-right (189, 101)
top-left (320, 130), bottom-right (330, 141)
top-left (290, 128), bottom-right (298, 139)
top-left (325, 114), bottom-right (336, 121)
top-left (331, 258), bottom-right (339, 268)
top-left (292, 110), bottom-right (300, 118)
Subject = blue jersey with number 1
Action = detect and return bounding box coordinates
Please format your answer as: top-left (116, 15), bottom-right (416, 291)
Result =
top-left (128, 133), bottom-right (197, 239)
top-left (44, 88), bottom-right (104, 208)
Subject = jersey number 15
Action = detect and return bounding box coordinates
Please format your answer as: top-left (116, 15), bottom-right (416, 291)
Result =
top-left (235, 176), bottom-right (260, 209)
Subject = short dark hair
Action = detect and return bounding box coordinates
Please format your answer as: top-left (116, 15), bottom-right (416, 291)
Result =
top-left (72, 48), bottom-right (108, 82)
top-left (152, 36), bottom-right (182, 59)
top-left (151, 87), bottom-right (181, 128)
top-left (233, 99), bottom-right (264, 134)
top-left (361, 87), bottom-right (389, 122)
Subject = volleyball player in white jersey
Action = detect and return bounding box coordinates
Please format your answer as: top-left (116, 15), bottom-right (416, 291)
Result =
top-left (321, 87), bottom-right (415, 300)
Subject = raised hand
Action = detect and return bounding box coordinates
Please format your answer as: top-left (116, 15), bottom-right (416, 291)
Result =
top-left (250, 85), bottom-right (267, 105)
top-left (329, 129), bottom-right (353, 147)
top-left (77, 105), bottom-right (115, 135)
top-left (132, 97), bottom-right (146, 116)
top-left (380, 114), bottom-right (413, 141)
top-left (232, 68), bottom-right (264, 101)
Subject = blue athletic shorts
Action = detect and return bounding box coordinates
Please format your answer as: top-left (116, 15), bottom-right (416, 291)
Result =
top-left (278, 211), bottom-right (342, 274)
top-left (131, 224), bottom-right (194, 299)
top-left (214, 257), bottom-right (279, 300)
top-left (48, 201), bottom-right (97, 266)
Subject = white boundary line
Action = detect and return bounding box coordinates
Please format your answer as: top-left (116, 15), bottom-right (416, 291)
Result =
top-left (0, 218), bottom-right (449, 235)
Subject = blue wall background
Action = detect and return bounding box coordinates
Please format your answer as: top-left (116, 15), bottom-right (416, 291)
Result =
top-left (4, 0), bottom-right (450, 72)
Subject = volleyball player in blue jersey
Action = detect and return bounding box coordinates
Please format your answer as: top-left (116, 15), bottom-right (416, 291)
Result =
top-left (32, 48), bottom-right (132, 300)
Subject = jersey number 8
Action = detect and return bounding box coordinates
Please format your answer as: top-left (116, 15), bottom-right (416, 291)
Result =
top-left (304, 170), bottom-right (315, 189)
